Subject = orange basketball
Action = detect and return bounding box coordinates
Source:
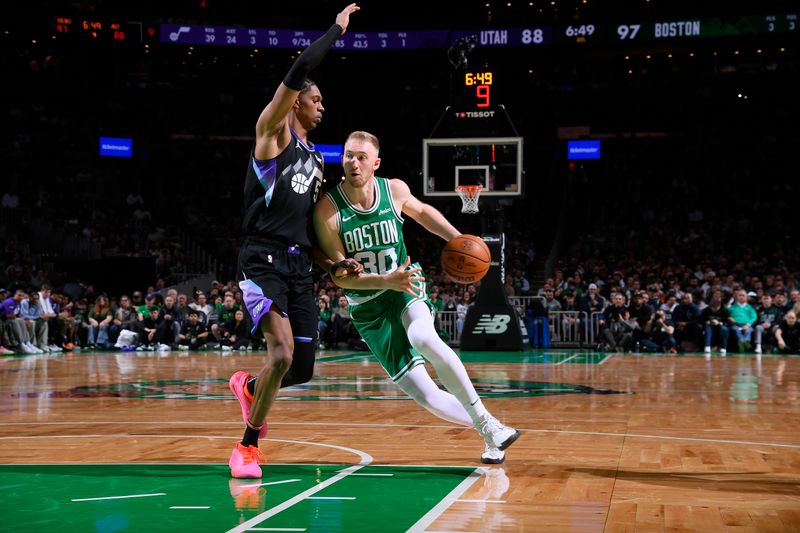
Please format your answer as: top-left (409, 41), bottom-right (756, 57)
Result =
top-left (441, 234), bottom-right (491, 284)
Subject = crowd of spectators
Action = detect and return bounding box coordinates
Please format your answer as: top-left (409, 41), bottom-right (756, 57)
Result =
top-left (539, 187), bottom-right (800, 354)
top-left (0, 279), bottom-right (263, 355)
top-left (528, 274), bottom-right (800, 356)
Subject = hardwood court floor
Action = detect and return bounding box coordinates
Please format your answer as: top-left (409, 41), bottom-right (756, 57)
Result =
top-left (1, 348), bottom-right (799, 532)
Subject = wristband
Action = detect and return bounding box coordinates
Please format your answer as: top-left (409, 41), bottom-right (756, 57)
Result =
top-left (331, 259), bottom-right (350, 275)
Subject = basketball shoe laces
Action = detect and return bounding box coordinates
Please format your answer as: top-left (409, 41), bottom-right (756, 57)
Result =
top-left (478, 414), bottom-right (504, 441)
top-left (241, 445), bottom-right (267, 465)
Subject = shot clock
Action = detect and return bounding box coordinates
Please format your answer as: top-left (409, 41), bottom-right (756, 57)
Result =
top-left (459, 70), bottom-right (495, 109)
top-left (444, 67), bottom-right (515, 138)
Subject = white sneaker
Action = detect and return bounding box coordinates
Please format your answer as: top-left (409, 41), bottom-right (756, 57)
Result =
top-left (23, 342), bottom-right (41, 354)
top-left (49, 344), bottom-right (62, 352)
top-left (178, 344), bottom-right (189, 351)
top-left (720, 348), bottom-right (727, 356)
top-left (38, 345), bottom-right (51, 353)
top-left (704, 346), bottom-right (711, 354)
top-left (157, 343), bottom-right (171, 351)
top-left (221, 345), bottom-right (233, 351)
top-left (755, 345), bottom-right (762, 354)
top-left (477, 414), bottom-right (520, 451)
top-left (481, 442), bottom-right (506, 464)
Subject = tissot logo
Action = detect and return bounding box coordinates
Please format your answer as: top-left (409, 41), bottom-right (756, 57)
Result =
top-left (472, 314), bottom-right (511, 334)
top-left (455, 111), bottom-right (496, 119)
top-left (379, 208), bottom-right (392, 215)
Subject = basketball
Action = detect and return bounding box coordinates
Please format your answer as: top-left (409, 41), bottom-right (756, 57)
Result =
top-left (441, 234), bottom-right (491, 284)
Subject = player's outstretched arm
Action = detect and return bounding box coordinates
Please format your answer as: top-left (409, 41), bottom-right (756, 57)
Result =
top-left (313, 198), bottom-right (424, 296)
top-left (254, 3), bottom-right (359, 160)
top-left (390, 179), bottom-right (461, 242)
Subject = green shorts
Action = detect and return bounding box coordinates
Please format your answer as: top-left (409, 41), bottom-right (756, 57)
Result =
top-left (348, 268), bottom-right (431, 382)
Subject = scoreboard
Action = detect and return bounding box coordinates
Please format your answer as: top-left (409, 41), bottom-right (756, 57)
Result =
top-left (54, 17), bottom-right (156, 43)
top-left (158, 13), bottom-right (797, 49)
top-left (51, 12), bottom-right (797, 48)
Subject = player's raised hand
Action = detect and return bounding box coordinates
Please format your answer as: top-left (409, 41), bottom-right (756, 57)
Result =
top-left (336, 3), bottom-right (360, 35)
top-left (384, 257), bottom-right (426, 297)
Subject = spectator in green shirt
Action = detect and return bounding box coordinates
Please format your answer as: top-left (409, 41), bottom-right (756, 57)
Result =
top-left (729, 289), bottom-right (757, 352)
top-left (211, 294), bottom-right (240, 343)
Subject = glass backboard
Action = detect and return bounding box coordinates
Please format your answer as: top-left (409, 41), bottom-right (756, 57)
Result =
top-left (422, 137), bottom-right (523, 197)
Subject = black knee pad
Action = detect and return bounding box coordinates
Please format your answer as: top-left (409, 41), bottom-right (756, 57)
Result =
top-left (280, 337), bottom-right (317, 387)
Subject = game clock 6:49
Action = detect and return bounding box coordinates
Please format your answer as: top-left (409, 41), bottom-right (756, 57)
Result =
top-left (462, 71), bottom-right (494, 109)
top-left (563, 24), bottom-right (596, 42)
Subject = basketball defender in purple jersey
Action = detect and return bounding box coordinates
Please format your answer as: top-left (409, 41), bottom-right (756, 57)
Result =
top-left (228, 4), bottom-right (361, 479)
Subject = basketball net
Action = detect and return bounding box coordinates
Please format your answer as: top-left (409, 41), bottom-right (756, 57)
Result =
top-left (455, 185), bottom-right (482, 214)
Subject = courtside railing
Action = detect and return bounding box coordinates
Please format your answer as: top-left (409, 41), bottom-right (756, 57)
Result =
top-left (438, 295), bottom-right (602, 348)
top-left (548, 310), bottom-right (585, 347)
top-left (436, 310), bottom-right (459, 346)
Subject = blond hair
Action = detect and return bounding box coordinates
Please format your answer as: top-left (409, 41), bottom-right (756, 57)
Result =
top-left (346, 131), bottom-right (380, 155)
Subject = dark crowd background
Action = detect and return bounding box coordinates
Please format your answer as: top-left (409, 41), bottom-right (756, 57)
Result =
top-left (1, 0), bottom-right (798, 353)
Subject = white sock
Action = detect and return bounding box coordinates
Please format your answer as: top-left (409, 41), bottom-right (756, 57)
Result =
top-left (403, 301), bottom-right (489, 426)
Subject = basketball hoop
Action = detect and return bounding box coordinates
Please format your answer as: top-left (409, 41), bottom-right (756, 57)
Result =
top-left (455, 185), bottom-right (482, 214)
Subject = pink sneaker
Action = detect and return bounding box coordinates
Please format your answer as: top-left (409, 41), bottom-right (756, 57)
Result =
top-left (229, 442), bottom-right (266, 478)
top-left (229, 371), bottom-right (267, 438)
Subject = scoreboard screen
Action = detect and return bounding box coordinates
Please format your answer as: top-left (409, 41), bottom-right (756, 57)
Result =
top-left (158, 13), bottom-right (797, 49)
top-left (55, 17), bottom-right (153, 43)
top-left (51, 12), bottom-right (797, 48)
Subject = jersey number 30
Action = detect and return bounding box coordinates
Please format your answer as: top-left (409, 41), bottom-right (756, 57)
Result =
top-left (354, 248), bottom-right (398, 275)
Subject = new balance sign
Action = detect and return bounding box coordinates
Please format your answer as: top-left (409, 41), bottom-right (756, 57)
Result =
top-left (472, 314), bottom-right (511, 334)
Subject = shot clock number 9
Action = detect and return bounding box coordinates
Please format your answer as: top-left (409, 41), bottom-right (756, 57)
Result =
top-left (465, 71), bottom-right (493, 108)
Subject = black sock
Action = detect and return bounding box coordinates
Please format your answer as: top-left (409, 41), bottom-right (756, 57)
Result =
top-left (247, 376), bottom-right (256, 395)
top-left (241, 425), bottom-right (260, 448)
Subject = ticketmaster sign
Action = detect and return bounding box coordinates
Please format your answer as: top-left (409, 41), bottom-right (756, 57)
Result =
top-left (567, 140), bottom-right (601, 160)
top-left (99, 136), bottom-right (133, 158)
